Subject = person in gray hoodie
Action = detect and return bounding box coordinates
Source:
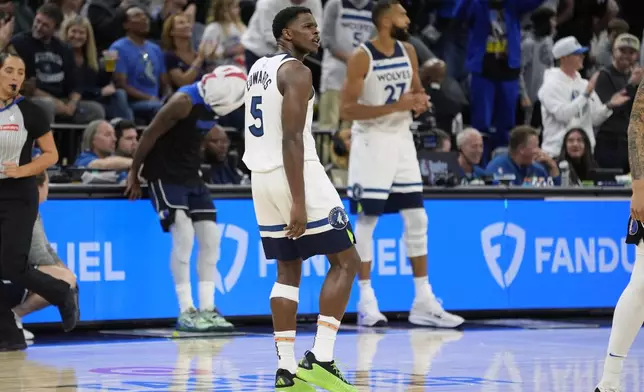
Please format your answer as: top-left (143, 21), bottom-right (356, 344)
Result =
top-left (520, 6), bottom-right (556, 124)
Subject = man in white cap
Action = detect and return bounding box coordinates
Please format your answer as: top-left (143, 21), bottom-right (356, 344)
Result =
top-left (124, 66), bottom-right (247, 333)
top-left (538, 36), bottom-right (631, 158)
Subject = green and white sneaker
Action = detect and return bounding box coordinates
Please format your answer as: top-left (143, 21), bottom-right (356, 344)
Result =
top-left (200, 309), bottom-right (234, 332)
top-left (176, 308), bottom-right (210, 332)
top-left (296, 350), bottom-right (357, 392)
top-left (275, 369), bottom-right (315, 391)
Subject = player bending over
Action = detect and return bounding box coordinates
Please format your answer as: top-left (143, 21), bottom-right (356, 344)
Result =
top-left (244, 6), bottom-right (360, 392)
top-left (341, 0), bottom-right (463, 328)
top-left (595, 75), bottom-right (644, 392)
top-left (125, 67), bottom-right (245, 333)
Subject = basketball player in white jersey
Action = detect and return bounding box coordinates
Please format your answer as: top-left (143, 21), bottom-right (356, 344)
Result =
top-left (341, 0), bottom-right (464, 328)
top-left (243, 6), bottom-right (360, 392)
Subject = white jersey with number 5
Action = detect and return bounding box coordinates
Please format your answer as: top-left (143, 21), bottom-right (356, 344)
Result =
top-left (352, 40), bottom-right (413, 134)
top-left (242, 54), bottom-right (319, 173)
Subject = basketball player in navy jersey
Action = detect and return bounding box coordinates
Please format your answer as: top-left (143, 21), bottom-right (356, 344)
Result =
top-left (243, 6), bottom-right (360, 392)
top-left (595, 75), bottom-right (644, 392)
top-left (341, 0), bottom-right (464, 328)
top-left (125, 67), bottom-right (245, 333)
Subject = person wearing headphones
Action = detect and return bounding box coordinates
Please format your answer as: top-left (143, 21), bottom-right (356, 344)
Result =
top-left (455, 127), bottom-right (488, 180)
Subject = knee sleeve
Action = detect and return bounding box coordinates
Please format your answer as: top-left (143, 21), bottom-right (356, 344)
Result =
top-left (400, 208), bottom-right (428, 258)
top-left (194, 220), bottom-right (220, 282)
top-left (170, 210), bottom-right (195, 284)
top-left (355, 214), bottom-right (378, 262)
top-left (270, 282), bottom-right (299, 303)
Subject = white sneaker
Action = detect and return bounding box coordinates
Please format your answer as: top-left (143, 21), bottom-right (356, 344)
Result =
top-left (23, 329), bottom-right (34, 341)
top-left (595, 383), bottom-right (621, 392)
top-left (357, 296), bottom-right (388, 327)
top-left (408, 296), bottom-right (464, 328)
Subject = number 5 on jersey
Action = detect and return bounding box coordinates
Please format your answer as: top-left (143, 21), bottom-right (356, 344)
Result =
top-left (248, 96), bottom-right (264, 137)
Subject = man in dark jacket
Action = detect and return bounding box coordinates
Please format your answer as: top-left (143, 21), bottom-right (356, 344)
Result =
top-left (594, 33), bottom-right (642, 173)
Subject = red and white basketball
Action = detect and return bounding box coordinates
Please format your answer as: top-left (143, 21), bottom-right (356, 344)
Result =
top-left (199, 65), bottom-right (247, 116)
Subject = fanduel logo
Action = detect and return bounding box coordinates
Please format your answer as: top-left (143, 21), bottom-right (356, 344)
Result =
top-left (215, 223), bottom-right (248, 294)
top-left (481, 222), bottom-right (526, 289)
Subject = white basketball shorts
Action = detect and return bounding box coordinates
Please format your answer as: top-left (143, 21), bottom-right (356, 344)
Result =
top-left (347, 129), bottom-right (423, 215)
top-left (251, 160), bottom-right (355, 261)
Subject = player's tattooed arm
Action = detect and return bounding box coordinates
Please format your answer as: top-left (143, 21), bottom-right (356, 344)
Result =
top-left (628, 79), bottom-right (644, 181)
top-left (402, 42), bottom-right (423, 94)
top-left (130, 93), bottom-right (192, 174)
top-left (341, 49), bottom-right (415, 120)
top-left (278, 61), bottom-right (312, 206)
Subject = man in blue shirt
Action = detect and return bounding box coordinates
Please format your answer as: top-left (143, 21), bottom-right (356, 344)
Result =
top-left (486, 125), bottom-right (560, 185)
top-left (110, 6), bottom-right (169, 123)
top-left (455, 127), bottom-right (489, 181)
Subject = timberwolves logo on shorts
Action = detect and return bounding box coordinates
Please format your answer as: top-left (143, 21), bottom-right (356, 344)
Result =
top-left (630, 217), bottom-right (639, 235)
top-left (328, 206), bottom-right (349, 230)
top-left (351, 183), bottom-right (363, 201)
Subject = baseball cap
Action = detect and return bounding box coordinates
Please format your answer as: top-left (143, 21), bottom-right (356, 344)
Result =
top-left (552, 36), bottom-right (588, 59)
top-left (614, 33), bottom-right (640, 51)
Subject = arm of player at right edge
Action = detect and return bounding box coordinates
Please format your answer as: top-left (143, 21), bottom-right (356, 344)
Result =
top-left (124, 93), bottom-right (192, 200)
top-left (340, 48), bottom-right (417, 121)
top-left (403, 41), bottom-right (431, 115)
top-left (279, 61), bottom-right (311, 240)
top-left (629, 79), bottom-right (644, 221)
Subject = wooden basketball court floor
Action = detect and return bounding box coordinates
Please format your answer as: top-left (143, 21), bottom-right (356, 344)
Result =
top-left (2, 324), bottom-right (644, 391)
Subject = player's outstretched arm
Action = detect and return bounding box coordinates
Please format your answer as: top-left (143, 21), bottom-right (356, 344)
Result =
top-left (278, 60), bottom-right (311, 215)
top-left (629, 79), bottom-right (644, 220)
top-left (340, 48), bottom-right (416, 121)
top-left (130, 93), bottom-right (192, 175)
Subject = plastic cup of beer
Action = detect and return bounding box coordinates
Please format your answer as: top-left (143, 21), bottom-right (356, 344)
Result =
top-left (103, 50), bottom-right (118, 72)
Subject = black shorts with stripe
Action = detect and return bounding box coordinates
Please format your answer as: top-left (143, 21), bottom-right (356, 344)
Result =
top-left (148, 179), bottom-right (216, 232)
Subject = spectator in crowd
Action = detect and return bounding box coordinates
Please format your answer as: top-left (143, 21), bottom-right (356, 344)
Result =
top-left (60, 16), bottom-right (133, 121)
top-left (241, 0), bottom-right (322, 70)
top-left (538, 36), bottom-right (629, 158)
top-left (455, 127), bottom-right (487, 180)
top-left (111, 118), bottom-right (139, 157)
top-left (486, 125), bottom-right (560, 185)
top-left (593, 18), bottom-right (629, 71)
top-left (110, 5), bottom-right (170, 123)
top-left (149, 0), bottom-right (204, 48)
top-left (317, 0), bottom-right (373, 132)
top-left (202, 0), bottom-right (247, 69)
top-left (0, 0), bottom-right (34, 36)
top-left (329, 126), bottom-right (351, 187)
top-left (82, 0), bottom-right (134, 53)
top-left (594, 33), bottom-right (642, 173)
top-left (555, 0), bottom-right (611, 75)
top-left (74, 120), bottom-right (133, 175)
top-left (419, 58), bottom-right (467, 135)
top-left (557, 126), bottom-right (597, 184)
top-left (10, 3), bottom-right (105, 124)
top-left (520, 6), bottom-right (556, 125)
top-left (455, 0), bottom-right (544, 160)
top-left (432, 128), bottom-right (452, 152)
top-left (162, 13), bottom-right (215, 91)
top-left (203, 126), bottom-right (242, 185)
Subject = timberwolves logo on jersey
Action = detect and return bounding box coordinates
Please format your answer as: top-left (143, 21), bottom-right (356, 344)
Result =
top-left (627, 216), bottom-right (643, 245)
top-left (329, 207), bottom-right (349, 230)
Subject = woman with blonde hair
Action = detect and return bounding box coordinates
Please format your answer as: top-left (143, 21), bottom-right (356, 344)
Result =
top-left (60, 15), bottom-right (133, 120)
top-left (202, 0), bottom-right (246, 69)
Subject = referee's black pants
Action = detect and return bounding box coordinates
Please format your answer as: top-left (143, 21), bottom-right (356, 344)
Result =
top-left (0, 178), bottom-right (70, 309)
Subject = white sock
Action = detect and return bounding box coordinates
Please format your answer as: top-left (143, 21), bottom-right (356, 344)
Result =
top-left (274, 330), bottom-right (297, 374)
top-left (601, 244), bottom-right (644, 387)
top-left (199, 282), bottom-right (216, 311)
top-left (358, 279), bottom-right (375, 300)
top-left (413, 276), bottom-right (433, 300)
top-left (311, 315), bottom-right (340, 362)
top-left (175, 283), bottom-right (194, 313)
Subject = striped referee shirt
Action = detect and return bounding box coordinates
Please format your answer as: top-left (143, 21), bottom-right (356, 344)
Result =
top-left (0, 97), bottom-right (49, 180)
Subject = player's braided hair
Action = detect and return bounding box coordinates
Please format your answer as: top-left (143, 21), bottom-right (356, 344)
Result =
top-left (272, 6), bottom-right (312, 40)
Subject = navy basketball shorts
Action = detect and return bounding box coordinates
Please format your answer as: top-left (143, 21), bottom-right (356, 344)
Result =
top-left (148, 179), bottom-right (216, 232)
top-left (627, 216), bottom-right (644, 245)
top-left (347, 128), bottom-right (424, 216)
top-left (251, 161), bottom-right (355, 261)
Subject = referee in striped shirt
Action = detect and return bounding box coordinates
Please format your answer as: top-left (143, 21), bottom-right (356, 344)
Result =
top-left (0, 53), bottom-right (78, 346)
